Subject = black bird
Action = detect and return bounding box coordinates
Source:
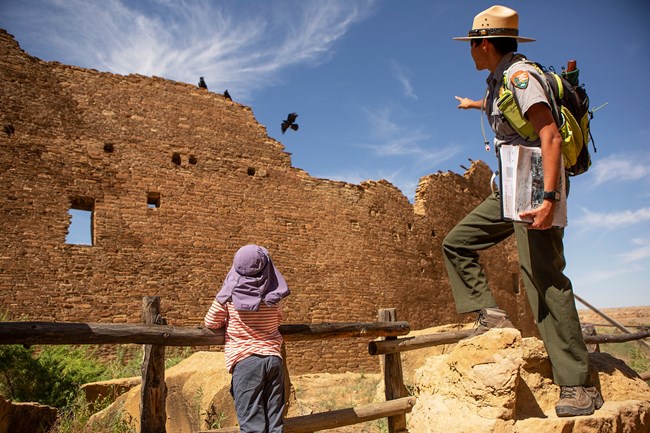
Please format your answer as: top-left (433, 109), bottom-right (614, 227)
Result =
top-left (224, 89), bottom-right (232, 100)
top-left (3, 124), bottom-right (14, 137)
top-left (281, 112), bottom-right (299, 134)
top-left (198, 77), bottom-right (208, 89)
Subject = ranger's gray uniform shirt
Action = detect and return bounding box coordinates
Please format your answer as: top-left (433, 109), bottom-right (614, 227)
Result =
top-left (486, 52), bottom-right (551, 149)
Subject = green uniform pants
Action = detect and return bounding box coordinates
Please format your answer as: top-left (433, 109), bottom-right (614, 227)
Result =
top-left (442, 192), bottom-right (590, 386)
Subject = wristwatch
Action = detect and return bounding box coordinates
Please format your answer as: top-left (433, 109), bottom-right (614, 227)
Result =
top-left (543, 190), bottom-right (561, 201)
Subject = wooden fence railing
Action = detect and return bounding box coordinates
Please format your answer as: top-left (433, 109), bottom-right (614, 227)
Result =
top-left (0, 297), bottom-right (414, 433)
top-left (1, 297), bottom-right (647, 433)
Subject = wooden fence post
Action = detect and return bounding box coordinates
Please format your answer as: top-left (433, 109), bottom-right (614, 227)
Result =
top-left (378, 308), bottom-right (409, 433)
top-left (140, 296), bottom-right (167, 433)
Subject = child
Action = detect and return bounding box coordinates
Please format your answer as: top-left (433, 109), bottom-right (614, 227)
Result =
top-left (204, 244), bottom-right (290, 433)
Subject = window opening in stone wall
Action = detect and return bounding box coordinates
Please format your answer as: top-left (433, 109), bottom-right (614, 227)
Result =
top-left (247, 167), bottom-right (256, 176)
top-left (103, 142), bottom-right (114, 153)
top-left (189, 155), bottom-right (197, 165)
top-left (65, 196), bottom-right (94, 246)
top-left (172, 152), bottom-right (181, 165)
top-left (147, 192), bottom-right (161, 209)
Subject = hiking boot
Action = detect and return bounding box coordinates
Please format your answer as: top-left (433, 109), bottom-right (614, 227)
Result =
top-left (475, 307), bottom-right (514, 333)
top-left (555, 386), bottom-right (604, 417)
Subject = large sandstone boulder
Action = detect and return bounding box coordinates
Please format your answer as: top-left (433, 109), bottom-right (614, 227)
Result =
top-left (89, 351), bottom-right (237, 432)
top-left (88, 352), bottom-right (385, 433)
top-left (407, 328), bottom-right (650, 433)
top-left (0, 396), bottom-right (57, 433)
top-left (81, 376), bottom-right (141, 411)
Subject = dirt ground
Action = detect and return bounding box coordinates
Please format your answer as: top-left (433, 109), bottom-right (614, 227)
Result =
top-left (287, 371), bottom-right (386, 433)
top-left (578, 305), bottom-right (650, 328)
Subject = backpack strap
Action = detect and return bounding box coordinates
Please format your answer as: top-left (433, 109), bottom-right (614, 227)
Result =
top-left (498, 62), bottom-right (538, 141)
top-left (499, 59), bottom-right (561, 140)
top-left (528, 62), bottom-right (563, 127)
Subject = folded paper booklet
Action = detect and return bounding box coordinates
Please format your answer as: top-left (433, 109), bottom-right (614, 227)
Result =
top-left (498, 144), bottom-right (567, 228)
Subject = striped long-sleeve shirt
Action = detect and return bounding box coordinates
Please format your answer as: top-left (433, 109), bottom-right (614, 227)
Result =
top-left (204, 298), bottom-right (283, 373)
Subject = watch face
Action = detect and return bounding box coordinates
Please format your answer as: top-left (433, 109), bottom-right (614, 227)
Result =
top-left (543, 191), bottom-right (560, 201)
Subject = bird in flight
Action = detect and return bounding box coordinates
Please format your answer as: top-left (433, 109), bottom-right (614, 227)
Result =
top-left (281, 113), bottom-right (299, 134)
top-left (198, 77), bottom-right (207, 89)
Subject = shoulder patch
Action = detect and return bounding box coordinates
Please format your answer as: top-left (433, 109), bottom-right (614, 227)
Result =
top-left (510, 70), bottom-right (529, 89)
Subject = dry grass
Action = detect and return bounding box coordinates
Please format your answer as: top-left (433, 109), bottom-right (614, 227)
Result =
top-left (288, 371), bottom-right (388, 433)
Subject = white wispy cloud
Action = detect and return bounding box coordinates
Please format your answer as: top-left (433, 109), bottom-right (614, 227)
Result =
top-left (390, 59), bottom-right (417, 100)
top-left (573, 238), bottom-right (649, 287)
top-left (575, 207), bottom-right (650, 228)
top-left (589, 154), bottom-right (650, 187)
top-left (4, 0), bottom-right (376, 100)
top-left (323, 103), bottom-right (462, 200)
top-left (360, 104), bottom-right (460, 168)
top-left (621, 238), bottom-right (650, 264)
top-left (314, 166), bottom-right (422, 201)
top-left (573, 266), bottom-right (638, 287)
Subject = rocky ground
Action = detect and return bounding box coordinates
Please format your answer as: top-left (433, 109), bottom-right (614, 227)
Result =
top-left (287, 306), bottom-right (650, 432)
top-left (5, 307), bottom-right (648, 433)
top-left (81, 306), bottom-right (650, 433)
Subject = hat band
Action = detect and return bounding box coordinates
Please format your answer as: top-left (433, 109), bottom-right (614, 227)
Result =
top-left (468, 28), bottom-right (519, 37)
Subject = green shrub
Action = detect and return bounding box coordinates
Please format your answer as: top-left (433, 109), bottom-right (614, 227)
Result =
top-left (38, 345), bottom-right (107, 407)
top-left (0, 344), bottom-right (106, 408)
top-left (0, 344), bottom-right (46, 403)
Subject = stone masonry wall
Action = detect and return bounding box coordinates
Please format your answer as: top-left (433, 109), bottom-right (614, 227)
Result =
top-left (0, 30), bottom-right (534, 374)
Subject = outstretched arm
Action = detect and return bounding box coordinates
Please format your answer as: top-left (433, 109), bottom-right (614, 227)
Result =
top-left (455, 96), bottom-right (485, 110)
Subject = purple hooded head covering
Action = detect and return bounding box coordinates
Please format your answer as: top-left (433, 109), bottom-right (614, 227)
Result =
top-left (216, 245), bottom-right (290, 311)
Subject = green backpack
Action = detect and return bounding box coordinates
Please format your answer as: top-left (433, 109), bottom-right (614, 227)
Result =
top-left (498, 59), bottom-right (597, 176)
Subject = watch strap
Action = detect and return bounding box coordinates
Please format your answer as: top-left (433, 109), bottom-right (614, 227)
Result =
top-left (543, 190), bottom-right (561, 201)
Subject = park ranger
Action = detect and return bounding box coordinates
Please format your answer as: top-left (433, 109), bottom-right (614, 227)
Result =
top-left (447, 5), bottom-right (603, 417)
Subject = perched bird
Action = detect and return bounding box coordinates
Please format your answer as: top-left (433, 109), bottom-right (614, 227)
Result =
top-left (198, 77), bottom-right (208, 89)
top-left (3, 124), bottom-right (14, 137)
top-left (224, 89), bottom-right (232, 100)
top-left (281, 112), bottom-right (299, 134)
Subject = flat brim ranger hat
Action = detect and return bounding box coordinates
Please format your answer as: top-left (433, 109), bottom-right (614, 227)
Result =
top-left (453, 5), bottom-right (535, 42)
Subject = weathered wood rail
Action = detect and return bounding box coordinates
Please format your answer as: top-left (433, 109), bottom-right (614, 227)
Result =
top-left (2, 296), bottom-right (646, 433)
top-left (0, 320), bottom-right (410, 346)
top-left (204, 397), bottom-right (417, 433)
top-left (0, 299), bottom-right (413, 433)
top-left (369, 328), bottom-right (650, 356)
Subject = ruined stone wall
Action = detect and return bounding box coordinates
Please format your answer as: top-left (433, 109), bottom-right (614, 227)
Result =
top-left (0, 30), bottom-right (534, 373)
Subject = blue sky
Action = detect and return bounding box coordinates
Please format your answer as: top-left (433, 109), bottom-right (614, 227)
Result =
top-left (1, 0), bottom-right (649, 310)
